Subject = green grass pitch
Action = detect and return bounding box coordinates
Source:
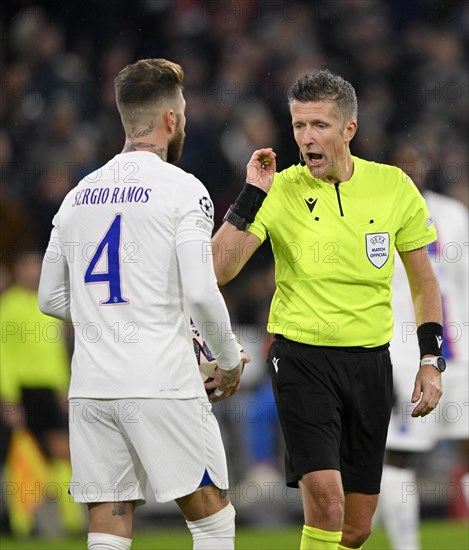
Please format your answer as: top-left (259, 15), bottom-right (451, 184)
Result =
top-left (0, 521), bottom-right (468, 549)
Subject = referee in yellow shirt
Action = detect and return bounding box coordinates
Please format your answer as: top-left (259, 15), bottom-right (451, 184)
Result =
top-left (212, 70), bottom-right (444, 550)
top-left (1, 251), bottom-right (83, 535)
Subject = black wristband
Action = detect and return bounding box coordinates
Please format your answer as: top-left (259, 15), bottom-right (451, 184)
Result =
top-left (231, 183), bottom-right (267, 223)
top-left (417, 322), bottom-right (443, 359)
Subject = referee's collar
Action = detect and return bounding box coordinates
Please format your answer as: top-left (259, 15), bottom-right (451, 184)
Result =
top-left (303, 156), bottom-right (360, 189)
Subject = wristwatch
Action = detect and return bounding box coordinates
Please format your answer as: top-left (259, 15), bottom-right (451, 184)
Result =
top-left (223, 207), bottom-right (249, 231)
top-left (420, 356), bottom-right (446, 373)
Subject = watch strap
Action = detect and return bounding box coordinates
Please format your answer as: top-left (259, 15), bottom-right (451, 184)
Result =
top-left (419, 356), bottom-right (445, 372)
top-left (223, 207), bottom-right (250, 231)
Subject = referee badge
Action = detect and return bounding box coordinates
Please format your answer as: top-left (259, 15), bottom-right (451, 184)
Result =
top-left (365, 232), bottom-right (390, 268)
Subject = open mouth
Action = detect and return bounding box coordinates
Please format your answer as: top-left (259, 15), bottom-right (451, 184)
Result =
top-left (306, 152), bottom-right (323, 162)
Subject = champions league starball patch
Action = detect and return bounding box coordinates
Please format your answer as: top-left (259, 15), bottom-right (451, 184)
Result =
top-left (365, 232), bottom-right (390, 268)
top-left (199, 196), bottom-right (214, 219)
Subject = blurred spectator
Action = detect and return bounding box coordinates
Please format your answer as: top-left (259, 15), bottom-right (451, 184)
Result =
top-left (0, 251), bottom-right (84, 535)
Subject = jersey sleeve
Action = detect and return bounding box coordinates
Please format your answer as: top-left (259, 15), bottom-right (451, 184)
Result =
top-left (248, 213), bottom-right (268, 243)
top-left (38, 212), bottom-right (72, 322)
top-left (395, 173), bottom-right (437, 252)
top-left (175, 175), bottom-right (215, 246)
top-left (174, 176), bottom-right (240, 370)
top-left (177, 241), bottom-right (241, 371)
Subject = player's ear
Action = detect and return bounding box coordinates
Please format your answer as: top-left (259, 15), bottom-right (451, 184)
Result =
top-left (165, 109), bottom-right (176, 135)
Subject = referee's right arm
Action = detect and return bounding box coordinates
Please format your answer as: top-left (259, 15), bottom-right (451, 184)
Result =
top-left (212, 226), bottom-right (261, 285)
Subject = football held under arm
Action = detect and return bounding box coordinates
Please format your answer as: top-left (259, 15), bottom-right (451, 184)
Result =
top-left (177, 240), bottom-right (241, 371)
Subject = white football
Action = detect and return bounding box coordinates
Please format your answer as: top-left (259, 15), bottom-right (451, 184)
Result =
top-left (191, 324), bottom-right (243, 383)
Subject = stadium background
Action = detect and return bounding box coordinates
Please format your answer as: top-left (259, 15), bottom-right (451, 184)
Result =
top-left (1, 0), bottom-right (468, 548)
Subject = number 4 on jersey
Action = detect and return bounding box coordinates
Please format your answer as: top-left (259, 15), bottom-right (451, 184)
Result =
top-left (85, 214), bottom-right (129, 305)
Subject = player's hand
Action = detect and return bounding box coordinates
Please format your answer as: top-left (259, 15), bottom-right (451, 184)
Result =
top-left (246, 148), bottom-right (276, 193)
top-left (411, 362), bottom-right (443, 417)
top-left (207, 353), bottom-right (251, 402)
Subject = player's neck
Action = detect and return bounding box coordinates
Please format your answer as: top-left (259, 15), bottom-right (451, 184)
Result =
top-left (121, 140), bottom-right (168, 160)
top-left (121, 122), bottom-right (168, 159)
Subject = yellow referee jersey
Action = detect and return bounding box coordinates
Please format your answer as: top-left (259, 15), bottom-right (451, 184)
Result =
top-left (0, 285), bottom-right (70, 402)
top-left (248, 156), bottom-right (437, 347)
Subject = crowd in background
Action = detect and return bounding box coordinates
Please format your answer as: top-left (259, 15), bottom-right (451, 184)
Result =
top-left (1, 0), bottom-right (468, 296)
top-left (1, 0), bottom-right (468, 536)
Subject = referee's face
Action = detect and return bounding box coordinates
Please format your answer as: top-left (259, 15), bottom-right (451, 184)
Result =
top-left (291, 100), bottom-right (356, 183)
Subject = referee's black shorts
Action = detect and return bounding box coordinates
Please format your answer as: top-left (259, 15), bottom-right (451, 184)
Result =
top-left (21, 387), bottom-right (68, 458)
top-left (268, 336), bottom-right (393, 494)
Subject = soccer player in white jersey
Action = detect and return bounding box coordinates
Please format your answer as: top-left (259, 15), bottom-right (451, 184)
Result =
top-left (379, 139), bottom-right (469, 549)
top-left (38, 58), bottom-right (247, 550)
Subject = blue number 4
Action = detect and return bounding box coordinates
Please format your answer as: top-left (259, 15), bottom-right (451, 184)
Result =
top-left (85, 214), bottom-right (129, 305)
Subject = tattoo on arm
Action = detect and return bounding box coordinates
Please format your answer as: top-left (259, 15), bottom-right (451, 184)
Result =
top-left (220, 367), bottom-right (240, 387)
top-left (122, 142), bottom-right (167, 160)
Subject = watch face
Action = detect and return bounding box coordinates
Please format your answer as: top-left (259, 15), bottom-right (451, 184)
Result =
top-left (437, 356), bottom-right (446, 372)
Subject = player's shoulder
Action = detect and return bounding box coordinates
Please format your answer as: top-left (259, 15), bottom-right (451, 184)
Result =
top-left (141, 154), bottom-right (208, 193)
top-left (116, 151), bottom-right (204, 188)
top-left (172, 165), bottom-right (207, 192)
top-left (170, 167), bottom-right (212, 213)
top-left (151, 158), bottom-right (213, 219)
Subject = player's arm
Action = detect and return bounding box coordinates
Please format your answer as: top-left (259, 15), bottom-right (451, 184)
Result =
top-left (399, 246), bottom-right (443, 417)
top-left (177, 239), bottom-right (244, 400)
top-left (38, 225), bottom-right (71, 322)
top-left (212, 147), bottom-right (276, 285)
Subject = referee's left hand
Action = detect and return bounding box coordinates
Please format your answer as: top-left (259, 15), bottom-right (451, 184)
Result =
top-left (411, 362), bottom-right (443, 417)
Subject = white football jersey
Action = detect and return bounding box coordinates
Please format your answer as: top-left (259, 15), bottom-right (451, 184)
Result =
top-left (42, 151), bottom-right (238, 399)
top-left (391, 190), bottom-right (469, 365)
top-left (387, 191), bottom-right (468, 448)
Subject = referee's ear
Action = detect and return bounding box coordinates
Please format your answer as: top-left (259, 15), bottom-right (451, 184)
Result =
top-left (343, 119), bottom-right (357, 143)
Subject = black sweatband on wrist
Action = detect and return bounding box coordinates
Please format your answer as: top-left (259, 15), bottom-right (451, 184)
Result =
top-left (231, 183), bottom-right (267, 223)
top-left (417, 322), bottom-right (443, 359)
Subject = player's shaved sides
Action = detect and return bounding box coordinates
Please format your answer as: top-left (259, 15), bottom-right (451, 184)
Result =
top-left (114, 59), bottom-right (184, 127)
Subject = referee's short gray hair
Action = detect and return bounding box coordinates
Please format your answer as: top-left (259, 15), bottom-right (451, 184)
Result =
top-left (288, 70), bottom-right (358, 126)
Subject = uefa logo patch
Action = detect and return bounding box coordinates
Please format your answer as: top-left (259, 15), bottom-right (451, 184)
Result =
top-left (365, 232), bottom-right (390, 268)
top-left (199, 196), bottom-right (214, 219)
